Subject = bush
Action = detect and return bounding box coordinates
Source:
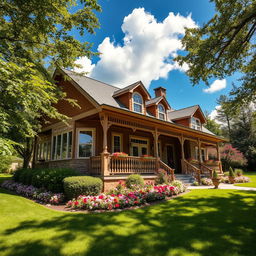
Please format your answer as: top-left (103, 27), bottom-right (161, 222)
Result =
top-left (171, 180), bottom-right (186, 193)
top-left (234, 168), bottom-right (243, 176)
top-left (155, 169), bottom-right (168, 184)
top-left (229, 167), bottom-right (235, 177)
top-left (14, 167), bottom-right (78, 193)
top-left (192, 181), bottom-right (199, 186)
top-left (125, 174), bottom-right (144, 188)
top-left (213, 170), bottom-right (218, 179)
top-left (201, 178), bottom-right (213, 186)
top-left (63, 176), bottom-right (103, 199)
top-left (31, 168), bottom-right (79, 192)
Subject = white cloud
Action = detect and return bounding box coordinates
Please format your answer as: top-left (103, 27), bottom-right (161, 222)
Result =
top-left (203, 79), bottom-right (227, 93)
top-left (209, 105), bottom-right (225, 125)
top-left (75, 8), bottom-right (196, 88)
top-left (73, 57), bottom-right (95, 75)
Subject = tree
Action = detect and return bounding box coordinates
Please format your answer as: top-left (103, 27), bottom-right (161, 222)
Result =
top-left (176, 0), bottom-right (256, 106)
top-left (204, 111), bottom-right (223, 136)
top-left (0, 0), bottom-right (101, 167)
top-left (215, 95), bottom-right (235, 139)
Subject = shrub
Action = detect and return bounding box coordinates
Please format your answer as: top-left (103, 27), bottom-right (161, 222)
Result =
top-left (0, 155), bottom-right (14, 173)
top-left (229, 167), bottom-right (235, 177)
top-left (31, 168), bottom-right (79, 192)
top-left (223, 171), bottom-right (229, 176)
top-left (155, 169), bottom-right (168, 184)
top-left (171, 180), bottom-right (186, 193)
top-left (125, 174), bottom-right (144, 188)
top-left (63, 176), bottom-right (103, 199)
top-left (234, 168), bottom-right (243, 176)
top-left (13, 168), bottom-right (28, 182)
top-left (213, 170), bottom-right (218, 179)
top-left (192, 181), bottom-right (199, 186)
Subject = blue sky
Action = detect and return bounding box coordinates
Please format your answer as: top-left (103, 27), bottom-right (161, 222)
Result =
top-left (73, 0), bottom-right (238, 116)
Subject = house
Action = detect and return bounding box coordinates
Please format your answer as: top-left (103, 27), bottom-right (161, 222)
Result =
top-left (36, 68), bottom-right (225, 191)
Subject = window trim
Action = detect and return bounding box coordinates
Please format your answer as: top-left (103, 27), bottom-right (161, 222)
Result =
top-left (132, 92), bottom-right (144, 113)
top-left (191, 117), bottom-right (202, 131)
top-left (51, 130), bottom-right (73, 161)
top-left (158, 103), bottom-right (166, 120)
top-left (111, 132), bottom-right (123, 153)
top-left (76, 128), bottom-right (96, 159)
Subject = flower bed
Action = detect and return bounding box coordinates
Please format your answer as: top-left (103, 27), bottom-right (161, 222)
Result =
top-left (111, 152), bottom-right (128, 157)
top-left (1, 180), bottom-right (64, 204)
top-left (234, 176), bottom-right (250, 183)
top-left (201, 178), bottom-right (213, 186)
top-left (66, 183), bottom-right (186, 211)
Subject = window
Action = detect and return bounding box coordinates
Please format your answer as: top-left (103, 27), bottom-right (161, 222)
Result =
top-left (37, 140), bottom-right (51, 161)
top-left (191, 117), bottom-right (201, 130)
top-left (52, 131), bottom-right (72, 160)
top-left (77, 129), bottom-right (95, 158)
top-left (158, 104), bottom-right (166, 120)
top-left (112, 133), bottom-right (122, 153)
top-left (132, 92), bottom-right (143, 113)
top-left (201, 148), bottom-right (206, 162)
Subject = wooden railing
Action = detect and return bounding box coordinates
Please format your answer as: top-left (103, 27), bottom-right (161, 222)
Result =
top-left (181, 159), bottom-right (201, 183)
top-left (159, 160), bottom-right (175, 181)
top-left (110, 156), bottom-right (157, 175)
top-left (200, 163), bottom-right (213, 178)
top-left (90, 156), bottom-right (101, 175)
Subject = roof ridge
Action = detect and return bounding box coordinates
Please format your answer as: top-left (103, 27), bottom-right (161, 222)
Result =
top-left (171, 104), bottom-right (199, 112)
top-left (62, 68), bottom-right (120, 89)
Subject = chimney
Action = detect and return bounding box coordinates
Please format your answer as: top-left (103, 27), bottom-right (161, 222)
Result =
top-left (154, 87), bottom-right (166, 98)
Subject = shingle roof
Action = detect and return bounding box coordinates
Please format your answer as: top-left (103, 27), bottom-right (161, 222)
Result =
top-left (145, 96), bottom-right (162, 106)
top-left (61, 69), bottom-right (125, 108)
top-left (112, 81), bottom-right (141, 96)
top-left (168, 105), bottom-right (199, 120)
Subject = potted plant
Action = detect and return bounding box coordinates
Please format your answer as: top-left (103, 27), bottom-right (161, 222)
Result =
top-left (212, 170), bottom-right (220, 188)
top-left (228, 167), bottom-right (235, 184)
top-left (112, 152), bottom-right (128, 158)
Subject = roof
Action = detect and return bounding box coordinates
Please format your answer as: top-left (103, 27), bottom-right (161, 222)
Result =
top-left (168, 105), bottom-right (201, 120)
top-left (58, 68), bottom-right (217, 137)
top-left (113, 81), bottom-right (151, 99)
top-left (60, 69), bottom-right (125, 109)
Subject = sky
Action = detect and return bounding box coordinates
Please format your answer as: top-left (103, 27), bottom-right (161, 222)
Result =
top-left (72, 0), bottom-right (239, 118)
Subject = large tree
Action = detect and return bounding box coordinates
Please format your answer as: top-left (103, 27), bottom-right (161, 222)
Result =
top-left (204, 111), bottom-right (223, 136)
top-left (176, 0), bottom-right (256, 106)
top-left (0, 0), bottom-right (101, 166)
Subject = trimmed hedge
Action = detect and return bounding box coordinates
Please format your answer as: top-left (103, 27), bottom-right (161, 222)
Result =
top-left (63, 176), bottom-right (103, 200)
top-left (125, 174), bottom-right (144, 188)
top-left (13, 168), bottom-right (79, 193)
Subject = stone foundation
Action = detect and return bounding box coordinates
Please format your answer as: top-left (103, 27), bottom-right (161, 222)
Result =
top-left (36, 159), bottom-right (90, 174)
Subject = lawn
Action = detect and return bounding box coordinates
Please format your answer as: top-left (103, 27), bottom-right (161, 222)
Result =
top-left (235, 171), bottom-right (256, 188)
top-left (1, 186), bottom-right (256, 256)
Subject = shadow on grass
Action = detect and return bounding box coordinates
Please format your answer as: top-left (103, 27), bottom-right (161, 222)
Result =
top-left (1, 189), bottom-right (256, 256)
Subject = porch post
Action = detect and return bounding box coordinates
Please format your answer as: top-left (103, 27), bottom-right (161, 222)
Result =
top-left (198, 138), bottom-right (202, 163)
top-left (100, 113), bottom-right (111, 176)
top-left (205, 147), bottom-right (209, 161)
top-left (180, 135), bottom-right (185, 174)
top-left (153, 128), bottom-right (160, 171)
top-left (216, 142), bottom-right (223, 173)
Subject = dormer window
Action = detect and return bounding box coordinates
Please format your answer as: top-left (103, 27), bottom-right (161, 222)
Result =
top-left (132, 92), bottom-right (143, 113)
top-left (158, 104), bottom-right (166, 120)
top-left (191, 117), bottom-right (201, 130)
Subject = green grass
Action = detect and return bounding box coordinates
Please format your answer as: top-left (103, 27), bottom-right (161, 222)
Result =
top-left (235, 171), bottom-right (256, 188)
top-left (1, 188), bottom-right (256, 256)
top-left (0, 173), bottom-right (13, 184)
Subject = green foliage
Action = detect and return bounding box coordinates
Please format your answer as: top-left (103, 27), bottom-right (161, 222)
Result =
top-left (0, 0), bottom-right (101, 160)
top-left (192, 181), bottom-right (199, 186)
top-left (213, 170), bottom-right (218, 179)
top-left (0, 155), bottom-right (14, 173)
top-left (14, 167), bottom-right (78, 192)
top-left (176, 0), bottom-right (256, 106)
top-left (229, 167), bottom-right (235, 177)
top-left (63, 176), bottom-right (103, 199)
top-left (223, 171), bottom-right (229, 176)
top-left (155, 169), bottom-right (168, 184)
top-left (125, 174), bottom-right (144, 188)
top-left (204, 111), bottom-right (223, 136)
top-left (234, 168), bottom-right (243, 176)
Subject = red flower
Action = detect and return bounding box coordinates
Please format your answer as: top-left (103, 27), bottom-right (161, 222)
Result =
top-left (99, 195), bottom-right (104, 199)
top-left (74, 201), bottom-right (79, 206)
top-left (115, 204), bottom-right (120, 208)
top-left (83, 198), bottom-right (87, 203)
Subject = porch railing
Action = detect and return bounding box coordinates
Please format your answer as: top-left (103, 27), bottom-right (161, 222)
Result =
top-left (200, 163), bottom-right (213, 178)
top-left (181, 159), bottom-right (201, 183)
top-left (110, 156), bottom-right (157, 175)
top-left (159, 159), bottom-right (175, 181)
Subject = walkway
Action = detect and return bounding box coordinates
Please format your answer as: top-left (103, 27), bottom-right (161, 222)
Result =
top-left (188, 183), bottom-right (256, 191)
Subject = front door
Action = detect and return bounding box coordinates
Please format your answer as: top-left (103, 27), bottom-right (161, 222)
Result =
top-left (130, 137), bottom-right (149, 156)
top-left (166, 144), bottom-right (175, 169)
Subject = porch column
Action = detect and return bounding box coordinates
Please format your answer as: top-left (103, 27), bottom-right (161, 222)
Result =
top-left (180, 135), bottom-right (185, 174)
top-left (198, 138), bottom-right (202, 163)
top-left (205, 147), bottom-right (209, 161)
top-left (153, 128), bottom-right (160, 171)
top-left (100, 113), bottom-right (111, 176)
top-left (216, 142), bottom-right (223, 173)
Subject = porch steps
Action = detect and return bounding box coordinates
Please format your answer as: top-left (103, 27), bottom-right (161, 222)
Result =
top-left (175, 174), bottom-right (195, 185)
